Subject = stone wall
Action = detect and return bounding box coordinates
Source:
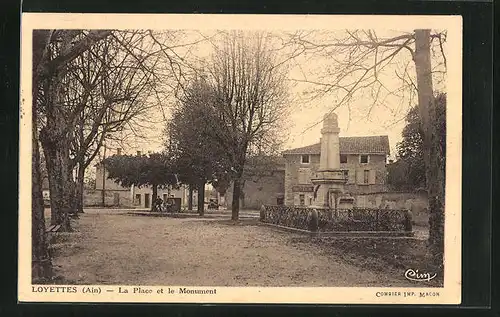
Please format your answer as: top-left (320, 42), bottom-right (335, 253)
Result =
top-left (84, 189), bottom-right (132, 207)
top-left (354, 191), bottom-right (429, 226)
top-left (225, 171), bottom-right (285, 210)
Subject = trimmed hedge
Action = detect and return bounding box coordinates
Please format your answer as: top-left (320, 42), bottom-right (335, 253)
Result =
top-left (260, 205), bottom-right (412, 233)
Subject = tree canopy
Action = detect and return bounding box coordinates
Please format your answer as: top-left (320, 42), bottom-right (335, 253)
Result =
top-left (183, 32), bottom-right (290, 220)
top-left (167, 78), bottom-right (229, 186)
top-left (166, 78), bottom-right (232, 214)
top-left (388, 92), bottom-right (446, 191)
top-left (104, 153), bottom-right (178, 189)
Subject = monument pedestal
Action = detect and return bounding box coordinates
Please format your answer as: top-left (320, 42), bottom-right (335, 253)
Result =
top-left (311, 170), bottom-right (347, 209)
top-left (310, 112), bottom-right (348, 211)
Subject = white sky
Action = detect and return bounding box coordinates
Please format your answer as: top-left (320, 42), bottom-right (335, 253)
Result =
top-left (102, 29), bottom-right (447, 161)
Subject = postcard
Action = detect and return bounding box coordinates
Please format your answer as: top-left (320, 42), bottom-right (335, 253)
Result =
top-left (19, 13), bottom-right (462, 304)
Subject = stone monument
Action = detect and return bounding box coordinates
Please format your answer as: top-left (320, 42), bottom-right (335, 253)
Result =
top-left (310, 112), bottom-right (348, 209)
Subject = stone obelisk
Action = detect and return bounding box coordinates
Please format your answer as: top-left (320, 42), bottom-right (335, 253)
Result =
top-left (311, 112), bottom-right (347, 209)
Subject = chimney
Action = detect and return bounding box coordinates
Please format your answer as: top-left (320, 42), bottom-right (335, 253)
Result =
top-left (116, 148), bottom-right (122, 155)
top-left (137, 151), bottom-right (142, 156)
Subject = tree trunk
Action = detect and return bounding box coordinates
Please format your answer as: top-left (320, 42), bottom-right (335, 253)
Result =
top-left (231, 178), bottom-right (243, 221)
top-left (67, 173), bottom-right (78, 218)
top-left (101, 145), bottom-right (107, 207)
top-left (40, 126), bottom-right (72, 232)
top-left (152, 184), bottom-right (158, 211)
top-left (75, 111), bottom-right (85, 214)
top-left (197, 181), bottom-right (205, 216)
top-left (188, 185), bottom-right (193, 211)
top-left (32, 113), bottom-right (53, 282)
top-left (75, 162), bottom-right (85, 214)
top-left (239, 180), bottom-right (246, 210)
top-left (414, 29), bottom-right (444, 267)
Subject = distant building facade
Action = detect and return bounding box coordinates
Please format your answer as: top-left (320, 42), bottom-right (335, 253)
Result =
top-left (224, 163), bottom-right (285, 210)
top-left (282, 135), bottom-right (390, 207)
top-left (92, 163), bottom-right (193, 209)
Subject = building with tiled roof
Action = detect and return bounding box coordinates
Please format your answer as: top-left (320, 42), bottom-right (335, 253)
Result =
top-left (282, 136), bottom-right (390, 156)
top-left (283, 135), bottom-right (391, 207)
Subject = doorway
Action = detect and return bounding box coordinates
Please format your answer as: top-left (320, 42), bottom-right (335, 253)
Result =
top-left (144, 193), bottom-right (150, 208)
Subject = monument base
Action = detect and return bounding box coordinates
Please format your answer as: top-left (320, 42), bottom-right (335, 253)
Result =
top-left (311, 180), bottom-right (347, 210)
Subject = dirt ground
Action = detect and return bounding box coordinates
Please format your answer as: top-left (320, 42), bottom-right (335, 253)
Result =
top-left (51, 209), bottom-right (416, 287)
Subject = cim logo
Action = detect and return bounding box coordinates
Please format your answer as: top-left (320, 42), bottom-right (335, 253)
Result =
top-left (404, 269), bottom-right (437, 282)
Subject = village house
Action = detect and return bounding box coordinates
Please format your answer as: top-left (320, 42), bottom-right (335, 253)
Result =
top-left (282, 115), bottom-right (391, 207)
top-left (221, 116), bottom-right (391, 210)
top-left (223, 159), bottom-right (286, 209)
top-left (220, 113), bottom-right (428, 213)
top-left (90, 150), bottom-right (193, 209)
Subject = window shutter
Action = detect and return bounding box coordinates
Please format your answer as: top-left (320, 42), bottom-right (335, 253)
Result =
top-left (305, 169), bottom-right (310, 183)
top-left (369, 170), bottom-right (376, 184)
top-left (356, 168), bottom-right (364, 184)
top-left (348, 169), bottom-right (356, 184)
top-left (298, 168), bottom-right (311, 184)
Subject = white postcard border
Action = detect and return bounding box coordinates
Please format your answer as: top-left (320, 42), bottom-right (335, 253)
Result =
top-left (18, 13), bottom-right (463, 304)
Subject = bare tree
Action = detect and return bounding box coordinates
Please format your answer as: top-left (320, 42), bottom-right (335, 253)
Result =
top-left (65, 32), bottom-right (162, 214)
top-left (282, 29), bottom-right (447, 266)
top-left (200, 31), bottom-right (290, 221)
top-left (32, 29), bottom-right (112, 280)
top-left (31, 28), bottom-right (206, 279)
top-left (35, 30), bottom-right (185, 230)
top-left (36, 31), bottom-right (155, 230)
top-left (35, 30), bottom-right (113, 231)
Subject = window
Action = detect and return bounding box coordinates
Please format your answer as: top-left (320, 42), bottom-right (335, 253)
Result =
top-left (309, 197), bottom-right (313, 205)
top-left (360, 155), bottom-right (369, 164)
top-left (301, 154), bottom-right (310, 164)
top-left (340, 154), bottom-right (347, 163)
top-left (363, 170), bottom-right (370, 184)
top-left (299, 194), bottom-right (305, 206)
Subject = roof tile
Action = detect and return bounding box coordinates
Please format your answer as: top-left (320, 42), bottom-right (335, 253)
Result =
top-left (282, 136), bottom-right (390, 155)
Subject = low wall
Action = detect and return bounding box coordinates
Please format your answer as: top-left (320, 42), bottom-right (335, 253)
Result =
top-left (84, 189), bottom-right (132, 207)
top-left (260, 205), bottom-right (412, 234)
top-left (354, 191), bottom-right (429, 227)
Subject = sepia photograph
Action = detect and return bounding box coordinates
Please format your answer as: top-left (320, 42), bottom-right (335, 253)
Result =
top-left (19, 14), bottom-right (462, 304)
